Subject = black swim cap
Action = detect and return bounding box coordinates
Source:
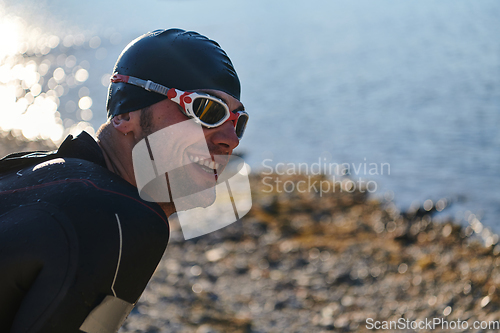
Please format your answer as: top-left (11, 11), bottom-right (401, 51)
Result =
top-left (106, 28), bottom-right (241, 118)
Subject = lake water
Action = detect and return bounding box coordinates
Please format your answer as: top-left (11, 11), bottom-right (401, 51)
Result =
top-left (1, 0), bottom-right (499, 233)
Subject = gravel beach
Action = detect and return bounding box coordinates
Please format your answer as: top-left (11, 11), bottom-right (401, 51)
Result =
top-left (118, 174), bottom-right (500, 333)
top-left (1, 135), bottom-right (497, 332)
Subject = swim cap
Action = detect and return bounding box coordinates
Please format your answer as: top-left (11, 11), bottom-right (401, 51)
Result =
top-left (106, 28), bottom-right (241, 118)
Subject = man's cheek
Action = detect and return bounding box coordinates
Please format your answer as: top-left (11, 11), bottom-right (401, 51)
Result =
top-left (132, 119), bottom-right (209, 202)
top-left (148, 119), bottom-right (208, 174)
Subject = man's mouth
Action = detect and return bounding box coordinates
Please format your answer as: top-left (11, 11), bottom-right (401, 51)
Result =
top-left (188, 153), bottom-right (221, 174)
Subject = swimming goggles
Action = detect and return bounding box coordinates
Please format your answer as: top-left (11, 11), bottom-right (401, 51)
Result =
top-left (111, 73), bottom-right (248, 139)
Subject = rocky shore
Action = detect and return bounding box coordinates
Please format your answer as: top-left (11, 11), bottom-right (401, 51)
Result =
top-left (118, 174), bottom-right (500, 333)
top-left (1, 136), bottom-right (497, 332)
top-left (0, 130), bottom-right (56, 158)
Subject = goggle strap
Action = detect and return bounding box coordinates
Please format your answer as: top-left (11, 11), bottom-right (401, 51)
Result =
top-left (111, 73), bottom-right (171, 96)
top-left (146, 81), bottom-right (170, 96)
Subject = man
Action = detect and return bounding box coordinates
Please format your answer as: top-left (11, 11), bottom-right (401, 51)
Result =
top-left (0, 28), bottom-right (248, 333)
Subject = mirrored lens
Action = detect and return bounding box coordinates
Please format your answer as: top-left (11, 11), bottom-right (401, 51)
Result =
top-left (193, 98), bottom-right (227, 125)
top-left (235, 113), bottom-right (248, 138)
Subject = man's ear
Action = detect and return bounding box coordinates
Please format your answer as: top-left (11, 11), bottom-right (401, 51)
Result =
top-left (111, 111), bottom-right (141, 135)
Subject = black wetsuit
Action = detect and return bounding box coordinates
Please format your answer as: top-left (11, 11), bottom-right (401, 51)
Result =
top-left (0, 132), bottom-right (170, 333)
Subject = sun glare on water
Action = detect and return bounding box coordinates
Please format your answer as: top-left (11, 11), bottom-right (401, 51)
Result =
top-left (0, 3), bottom-right (110, 144)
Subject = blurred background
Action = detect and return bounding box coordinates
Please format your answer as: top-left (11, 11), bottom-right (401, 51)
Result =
top-left (0, 0), bottom-right (499, 232)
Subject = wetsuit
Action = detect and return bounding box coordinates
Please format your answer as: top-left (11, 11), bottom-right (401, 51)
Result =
top-left (0, 131), bottom-right (170, 333)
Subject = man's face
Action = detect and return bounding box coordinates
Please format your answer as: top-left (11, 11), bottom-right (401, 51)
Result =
top-left (135, 89), bottom-right (244, 210)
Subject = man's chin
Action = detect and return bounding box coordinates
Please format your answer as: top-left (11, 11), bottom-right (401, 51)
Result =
top-left (172, 190), bottom-right (216, 211)
top-left (157, 190), bottom-right (215, 217)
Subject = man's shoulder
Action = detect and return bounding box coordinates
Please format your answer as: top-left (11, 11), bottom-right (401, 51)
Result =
top-left (0, 131), bottom-right (169, 228)
top-left (0, 155), bottom-right (168, 228)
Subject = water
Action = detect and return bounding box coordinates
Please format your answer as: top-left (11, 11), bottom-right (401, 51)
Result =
top-left (1, 0), bottom-right (499, 232)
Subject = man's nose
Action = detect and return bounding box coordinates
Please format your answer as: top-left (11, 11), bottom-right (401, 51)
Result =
top-left (209, 121), bottom-right (240, 151)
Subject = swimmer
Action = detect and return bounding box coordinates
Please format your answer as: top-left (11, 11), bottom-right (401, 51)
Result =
top-left (0, 28), bottom-right (248, 333)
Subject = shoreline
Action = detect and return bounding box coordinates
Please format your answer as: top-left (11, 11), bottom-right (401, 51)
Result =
top-left (120, 173), bottom-right (500, 333)
top-left (1, 137), bottom-right (497, 332)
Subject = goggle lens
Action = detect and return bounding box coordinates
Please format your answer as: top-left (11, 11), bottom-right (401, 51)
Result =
top-left (193, 98), bottom-right (228, 125)
top-left (235, 113), bottom-right (248, 139)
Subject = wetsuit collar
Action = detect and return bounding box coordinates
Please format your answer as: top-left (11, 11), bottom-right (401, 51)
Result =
top-left (57, 131), bottom-right (107, 168)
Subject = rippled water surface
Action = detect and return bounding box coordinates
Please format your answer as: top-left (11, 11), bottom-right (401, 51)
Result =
top-left (1, 0), bottom-right (499, 232)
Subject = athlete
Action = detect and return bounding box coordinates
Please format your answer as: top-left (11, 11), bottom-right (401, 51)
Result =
top-left (0, 28), bottom-right (248, 333)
